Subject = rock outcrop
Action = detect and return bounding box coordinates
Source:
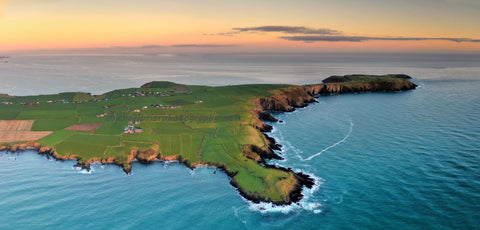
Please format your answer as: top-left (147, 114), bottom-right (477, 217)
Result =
top-left (306, 74), bottom-right (417, 95)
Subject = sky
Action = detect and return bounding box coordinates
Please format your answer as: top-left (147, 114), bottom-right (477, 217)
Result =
top-left (1, 0), bottom-right (480, 53)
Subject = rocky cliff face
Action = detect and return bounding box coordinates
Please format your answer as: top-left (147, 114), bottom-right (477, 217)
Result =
top-left (255, 75), bottom-right (416, 114)
top-left (254, 86), bottom-right (316, 112)
top-left (304, 80), bottom-right (417, 95)
top-left (249, 74), bottom-right (418, 204)
top-left (251, 86), bottom-right (317, 134)
top-left (305, 74), bottom-right (417, 95)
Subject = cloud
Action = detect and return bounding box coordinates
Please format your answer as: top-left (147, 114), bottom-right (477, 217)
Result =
top-left (110, 44), bottom-right (239, 49)
top-left (203, 31), bottom-right (241, 37)
top-left (232, 26), bottom-right (340, 35)
top-left (207, 25), bottom-right (340, 37)
top-left (139, 45), bottom-right (165, 49)
top-left (169, 44), bottom-right (240, 48)
top-left (211, 25), bottom-right (480, 44)
top-left (280, 35), bottom-right (480, 43)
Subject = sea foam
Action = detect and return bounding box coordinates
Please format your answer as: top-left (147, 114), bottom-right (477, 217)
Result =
top-left (246, 172), bottom-right (323, 214)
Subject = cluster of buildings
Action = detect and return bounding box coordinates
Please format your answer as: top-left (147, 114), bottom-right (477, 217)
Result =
top-left (46, 99), bottom-right (70, 103)
top-left (133, 104), bottom-right (181, 110)
top-left (28, 97), bottom-right (109, 106)
top-left (123, 124), bottom-right (143, 134)
top-left (21, 102), bottom-right (40, 106)
top-left (96, 113), bottom-right (108, 118)
top-left (150, 104), bottom-right (181, 109)
top-left (121, 91), bottom-right (171, 98)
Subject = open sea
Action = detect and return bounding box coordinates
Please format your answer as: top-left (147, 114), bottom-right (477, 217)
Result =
top-left (0, 53), bottom-right (479, 229)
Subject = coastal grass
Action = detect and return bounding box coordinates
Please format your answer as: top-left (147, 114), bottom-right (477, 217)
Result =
top-left (0, 104), bottom-right (23, 120)
top-left (104, 142), bottom-right (159, 159)
top-left (94, 121), bottom-right (128, 135)
top-left (54, 134), bottom-right (120, 160)
top-left (121, 128), bottom-right (160, 143)
top-left (21, 103), bottom-right (76, 111)
top-left (76, 103), bottom-right (105, 116)
top-left (73, 92), bottom-right (95, 102)
top-left (0, 92), bottom-right (76, 104)
top-left (31, 118), bottom-right (78, 131)
top-left (0, 111), bottom-right (21, 120)
top-left (16, 110), bottom-right (76, 120)
top-left (37, 130), bottom-right (83, 146)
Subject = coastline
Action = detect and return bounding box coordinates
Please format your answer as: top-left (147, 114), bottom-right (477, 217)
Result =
top-left (0, 74), bottom-right (417, 206)
top-left (249, 75), bottom-right (418, 204)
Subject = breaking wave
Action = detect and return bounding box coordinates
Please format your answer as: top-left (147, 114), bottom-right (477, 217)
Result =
top-left (246, 173), bottom-right (323, 214)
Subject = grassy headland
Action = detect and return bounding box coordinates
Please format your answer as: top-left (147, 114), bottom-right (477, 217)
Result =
top-left (0, 74), bottom-right (417, 204)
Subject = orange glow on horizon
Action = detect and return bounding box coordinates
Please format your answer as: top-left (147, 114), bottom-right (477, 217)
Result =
top-left (1, 1), bottom-right (479, 52)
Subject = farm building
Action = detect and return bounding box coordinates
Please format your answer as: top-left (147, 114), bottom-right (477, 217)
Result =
top-left (123, 125), bottom-right (142, 134)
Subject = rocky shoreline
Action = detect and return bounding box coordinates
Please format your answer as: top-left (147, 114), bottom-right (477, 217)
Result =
top-left (0, 74), bottom-right (417, 206)
top-left (248, 74), bottom-right (417, 204)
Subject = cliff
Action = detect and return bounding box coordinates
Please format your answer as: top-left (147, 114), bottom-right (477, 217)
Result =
top-left (305, 74), bottom-right (417, 95)
top-left (249, 74), bottom-right (417, 203)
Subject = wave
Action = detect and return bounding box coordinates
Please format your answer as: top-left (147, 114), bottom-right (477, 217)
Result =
top-left (246, 173), bottom-right (324, 214)
top-left (73, 165), bottom-right (95, 174)
top-left (270, 125), bottom-right (278, 134)
top-left (300, 121), bottom-right (354, 161)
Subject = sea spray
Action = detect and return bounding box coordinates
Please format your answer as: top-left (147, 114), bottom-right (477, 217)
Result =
top-left (245, 173), bottom-right (323, 214)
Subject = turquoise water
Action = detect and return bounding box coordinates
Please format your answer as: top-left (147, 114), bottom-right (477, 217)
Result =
top-left (265, 79), bottom-right (480, 229)
top-left (1, 54), bottom-right (480, 229)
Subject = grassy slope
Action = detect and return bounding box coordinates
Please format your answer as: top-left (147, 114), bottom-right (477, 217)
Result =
top-left (0, 76), bottom-right (416, 203)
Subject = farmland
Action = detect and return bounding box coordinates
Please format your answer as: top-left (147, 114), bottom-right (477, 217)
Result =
top-left (0, 81), bottom-right (295, 203)
top-left (0, 120), bottom-right (53, 142)
top-left (0, 120), bottom-right (34, 131)
top-left (0, 75), bottom-right (417, 204)
top-left (65, 123), bottom-right (101, 132)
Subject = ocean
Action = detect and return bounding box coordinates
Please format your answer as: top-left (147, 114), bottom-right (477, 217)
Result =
top-left (0, 53), bottom-right (479, 229)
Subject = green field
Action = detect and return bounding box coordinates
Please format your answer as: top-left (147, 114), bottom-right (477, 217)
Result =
top-left (31, 118), bottom-right (78, 131)
top-left (0, 76), bottom-right (417, 204)
top-left (54, 134), bottom-right (120, 160)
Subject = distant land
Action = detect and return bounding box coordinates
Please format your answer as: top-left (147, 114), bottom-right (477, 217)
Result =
top-left (0, 74), bottom-right (417, 204)
top-left (0, 56), bottom-right (10, 63)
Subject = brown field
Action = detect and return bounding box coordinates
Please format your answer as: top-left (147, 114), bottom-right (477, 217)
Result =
top-left (0, 131), bottom-right (53, 142)
top-left (0, 120), bottom-right (34, 131)
top-left (0, 120), bottom-right (52, 142)
top-left (65, 123), bottom-right (101, 132)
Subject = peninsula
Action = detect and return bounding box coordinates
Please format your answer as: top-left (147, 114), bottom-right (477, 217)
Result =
top-left (0, 74), bottom-right (417, 204)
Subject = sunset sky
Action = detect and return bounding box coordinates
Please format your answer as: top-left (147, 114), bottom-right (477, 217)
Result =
top-left (1, 0), bottom-right (480, 53)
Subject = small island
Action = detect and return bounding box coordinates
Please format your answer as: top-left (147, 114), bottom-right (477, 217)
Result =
top-left (0, 74), bottom-right (417, 204)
